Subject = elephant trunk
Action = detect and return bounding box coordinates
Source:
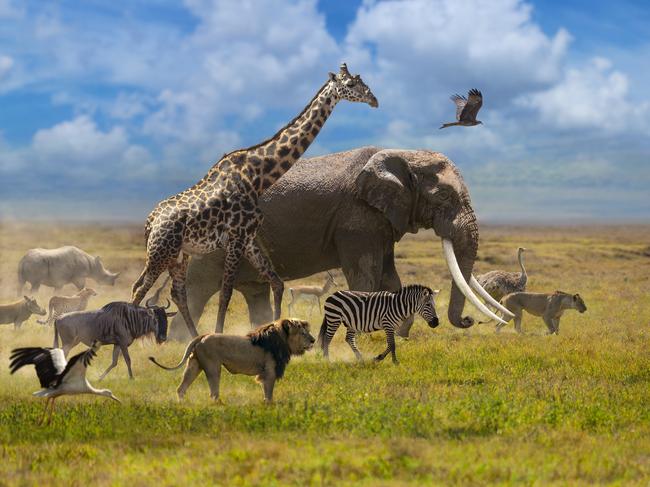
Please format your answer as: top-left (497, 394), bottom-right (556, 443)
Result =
top-left (446, 213), bottom-right (478, 328)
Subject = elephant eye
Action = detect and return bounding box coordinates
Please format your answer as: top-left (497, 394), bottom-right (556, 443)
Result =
top-left (436, 188), bottom-right (450, 200)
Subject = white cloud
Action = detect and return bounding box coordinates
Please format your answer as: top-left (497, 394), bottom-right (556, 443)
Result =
top-left (344, 0), bottom-right (570, 118)
top-left (142, 0), bottom-right (340, 147)
top-left (11, 116), bottom-right (156, 181)
top-left (519, 57), bottom-right (650, 133)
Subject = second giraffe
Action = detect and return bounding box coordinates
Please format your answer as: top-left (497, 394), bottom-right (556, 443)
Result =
top-left (131, 64), bottom-right (378, 336)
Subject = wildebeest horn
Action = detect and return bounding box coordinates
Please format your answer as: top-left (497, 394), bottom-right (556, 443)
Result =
top-left (163, 298), bottom-right (171, 310)
top-left (145, 296), bottom-right (156, 308)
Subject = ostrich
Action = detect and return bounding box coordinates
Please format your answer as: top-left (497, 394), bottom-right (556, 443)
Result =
top-left (9, 342), bottom-right (120, 424)
top-left (476, 247), bottom-right (528, 302)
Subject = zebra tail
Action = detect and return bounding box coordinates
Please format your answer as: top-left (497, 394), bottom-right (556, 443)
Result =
top-left (317, 315), bottom-right (328, 352)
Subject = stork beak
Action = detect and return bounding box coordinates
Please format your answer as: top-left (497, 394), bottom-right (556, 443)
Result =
top-left (110, 394), bottom-right (121, 403)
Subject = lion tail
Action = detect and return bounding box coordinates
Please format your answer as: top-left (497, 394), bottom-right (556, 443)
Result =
top-left (149, 334), bottom-right (206, 371)
top-left (317, 315), bottom-right (328, 352)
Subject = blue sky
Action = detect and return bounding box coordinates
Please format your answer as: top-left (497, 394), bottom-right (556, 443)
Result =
top-left (0, 0), bottom-right (649, 222)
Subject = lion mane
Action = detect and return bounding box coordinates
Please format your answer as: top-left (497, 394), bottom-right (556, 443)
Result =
top-left (247, 320), bottom-right (297, 379)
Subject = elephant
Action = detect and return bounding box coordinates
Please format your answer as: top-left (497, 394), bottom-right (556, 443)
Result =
top-left (169, 146), bottom-right (508, 339)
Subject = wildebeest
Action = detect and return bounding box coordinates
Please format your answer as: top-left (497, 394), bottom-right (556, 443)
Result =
top-left (0, 296), bottom-right (46, 329)
top-left (17, 246), bottom-right (119, 295)
top-left (53, 298), bottom-right (176, 379)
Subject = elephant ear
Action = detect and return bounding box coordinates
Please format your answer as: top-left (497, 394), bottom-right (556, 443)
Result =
top-left (355, 151), bottom-right (416, 239)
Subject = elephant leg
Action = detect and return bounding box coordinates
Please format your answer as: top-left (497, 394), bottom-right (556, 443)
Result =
top-left (241, 283), bottom-right (273, 327)
top-left (338, 240), bottom-right (384, 292)
top-left (170, 256), bottom-right (222, 341)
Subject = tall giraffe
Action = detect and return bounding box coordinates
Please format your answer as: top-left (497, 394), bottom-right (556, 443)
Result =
top-left (132, 64), bottom-right (378, 336)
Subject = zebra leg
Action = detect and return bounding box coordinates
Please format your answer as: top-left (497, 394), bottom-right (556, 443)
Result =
top-left (321, 320), bottom-right (340, 360)
top-left (345, 329), bottom-right (363, 361)
top-left (375, 325), bottom-right (398, 364)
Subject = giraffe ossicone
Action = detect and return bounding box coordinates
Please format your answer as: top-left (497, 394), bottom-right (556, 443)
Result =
top-left (131, 63), bottom-right (378, 336)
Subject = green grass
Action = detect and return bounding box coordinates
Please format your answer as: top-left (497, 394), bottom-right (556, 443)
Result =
top-left (1, 224), bottom-right (649, 485)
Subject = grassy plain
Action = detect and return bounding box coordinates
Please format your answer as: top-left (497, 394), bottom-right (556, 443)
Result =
top-left (0, 222), bottom-right (649, 485)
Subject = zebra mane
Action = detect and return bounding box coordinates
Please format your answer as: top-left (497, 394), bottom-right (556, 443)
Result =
top-left (397, 284), bottom-right (432, 295)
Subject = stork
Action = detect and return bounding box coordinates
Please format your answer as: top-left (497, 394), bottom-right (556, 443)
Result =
top-left (9, 342), bottom-right (120, 424)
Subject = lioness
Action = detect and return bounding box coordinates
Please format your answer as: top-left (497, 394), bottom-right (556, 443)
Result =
top-left (498, 291), bottom-right (587, 334)
top-left (150, 318), bottom-right (315, 403)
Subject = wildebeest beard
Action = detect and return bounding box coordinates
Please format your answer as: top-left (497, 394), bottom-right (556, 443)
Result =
top-left (152, 307), bottom-right (169, 343)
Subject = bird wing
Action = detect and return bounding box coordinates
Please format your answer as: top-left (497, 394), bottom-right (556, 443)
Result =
top-left (459, 89), bottom-right (482, 122)
top-left (9, 347), bottom-right (67, 389)
top-left (450, 94), bottom-right (467, 121)
top-left (56, 342), bottom-right (99, 386)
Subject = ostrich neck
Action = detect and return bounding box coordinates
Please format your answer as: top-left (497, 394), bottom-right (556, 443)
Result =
top-left (518, 251), bottom-right (527, 281)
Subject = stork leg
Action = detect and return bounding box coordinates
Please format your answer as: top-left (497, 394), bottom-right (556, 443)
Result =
top-left (38, 398), bottom-right (52, 425)
top-left (47, 399), bottom-right (57, 425)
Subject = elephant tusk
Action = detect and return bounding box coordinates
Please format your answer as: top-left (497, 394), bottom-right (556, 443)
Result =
top-left (442, 239), bottom-right (508, 325)
top-left (469, 276), bottom-right (515, 318)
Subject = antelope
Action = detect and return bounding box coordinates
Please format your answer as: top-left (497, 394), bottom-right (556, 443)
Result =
top-left (288, 272), bottom-right (339, 316)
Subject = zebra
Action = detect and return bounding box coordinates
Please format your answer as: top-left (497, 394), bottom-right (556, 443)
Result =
top-left (318, 284), bottom-right (440, 364)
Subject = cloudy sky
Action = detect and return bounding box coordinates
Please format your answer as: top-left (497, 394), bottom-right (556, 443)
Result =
top-left (0, 0), bottom-right (648, 223)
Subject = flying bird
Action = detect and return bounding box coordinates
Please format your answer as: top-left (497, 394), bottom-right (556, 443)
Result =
top-left (9, 342), bottom-right (120, 424)
top-left (440, 88), bottom-right (483, 129)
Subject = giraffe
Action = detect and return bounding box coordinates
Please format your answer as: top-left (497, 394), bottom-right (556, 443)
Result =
top-left (132, 64), bottom-right (378, 337)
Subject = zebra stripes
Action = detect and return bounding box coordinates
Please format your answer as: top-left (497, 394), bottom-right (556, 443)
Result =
top-left (318, 284), bottom-right (439, 364)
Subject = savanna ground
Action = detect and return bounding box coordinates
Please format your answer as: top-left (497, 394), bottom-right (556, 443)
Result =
top-left (0, 222), bottom-right (649, 485)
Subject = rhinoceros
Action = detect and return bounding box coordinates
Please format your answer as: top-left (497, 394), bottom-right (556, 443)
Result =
top-left (17, 246), bottom-right (119, 295)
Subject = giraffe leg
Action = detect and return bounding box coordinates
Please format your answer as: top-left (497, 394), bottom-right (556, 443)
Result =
top-left (244, 241), bottom-right (284, 320)
top-left (215, 240), bottom-right (245, 333)
top-left (169, 254), bottom-right (199, 337)
top-left (131, 261), bottom-right (166, 307)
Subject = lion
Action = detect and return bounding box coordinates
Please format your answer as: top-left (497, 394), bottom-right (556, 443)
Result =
top-left (149, 318), bottom-right (315, 403)
top-left (498, 291), bottom-right (587, 335)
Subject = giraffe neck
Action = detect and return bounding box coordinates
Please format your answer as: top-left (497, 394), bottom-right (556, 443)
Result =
top-left (249, 81), bottom-right (340, 194)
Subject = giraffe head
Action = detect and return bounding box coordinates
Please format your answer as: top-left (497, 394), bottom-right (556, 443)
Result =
top-left (329, 63), bottom-right (378, 108)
